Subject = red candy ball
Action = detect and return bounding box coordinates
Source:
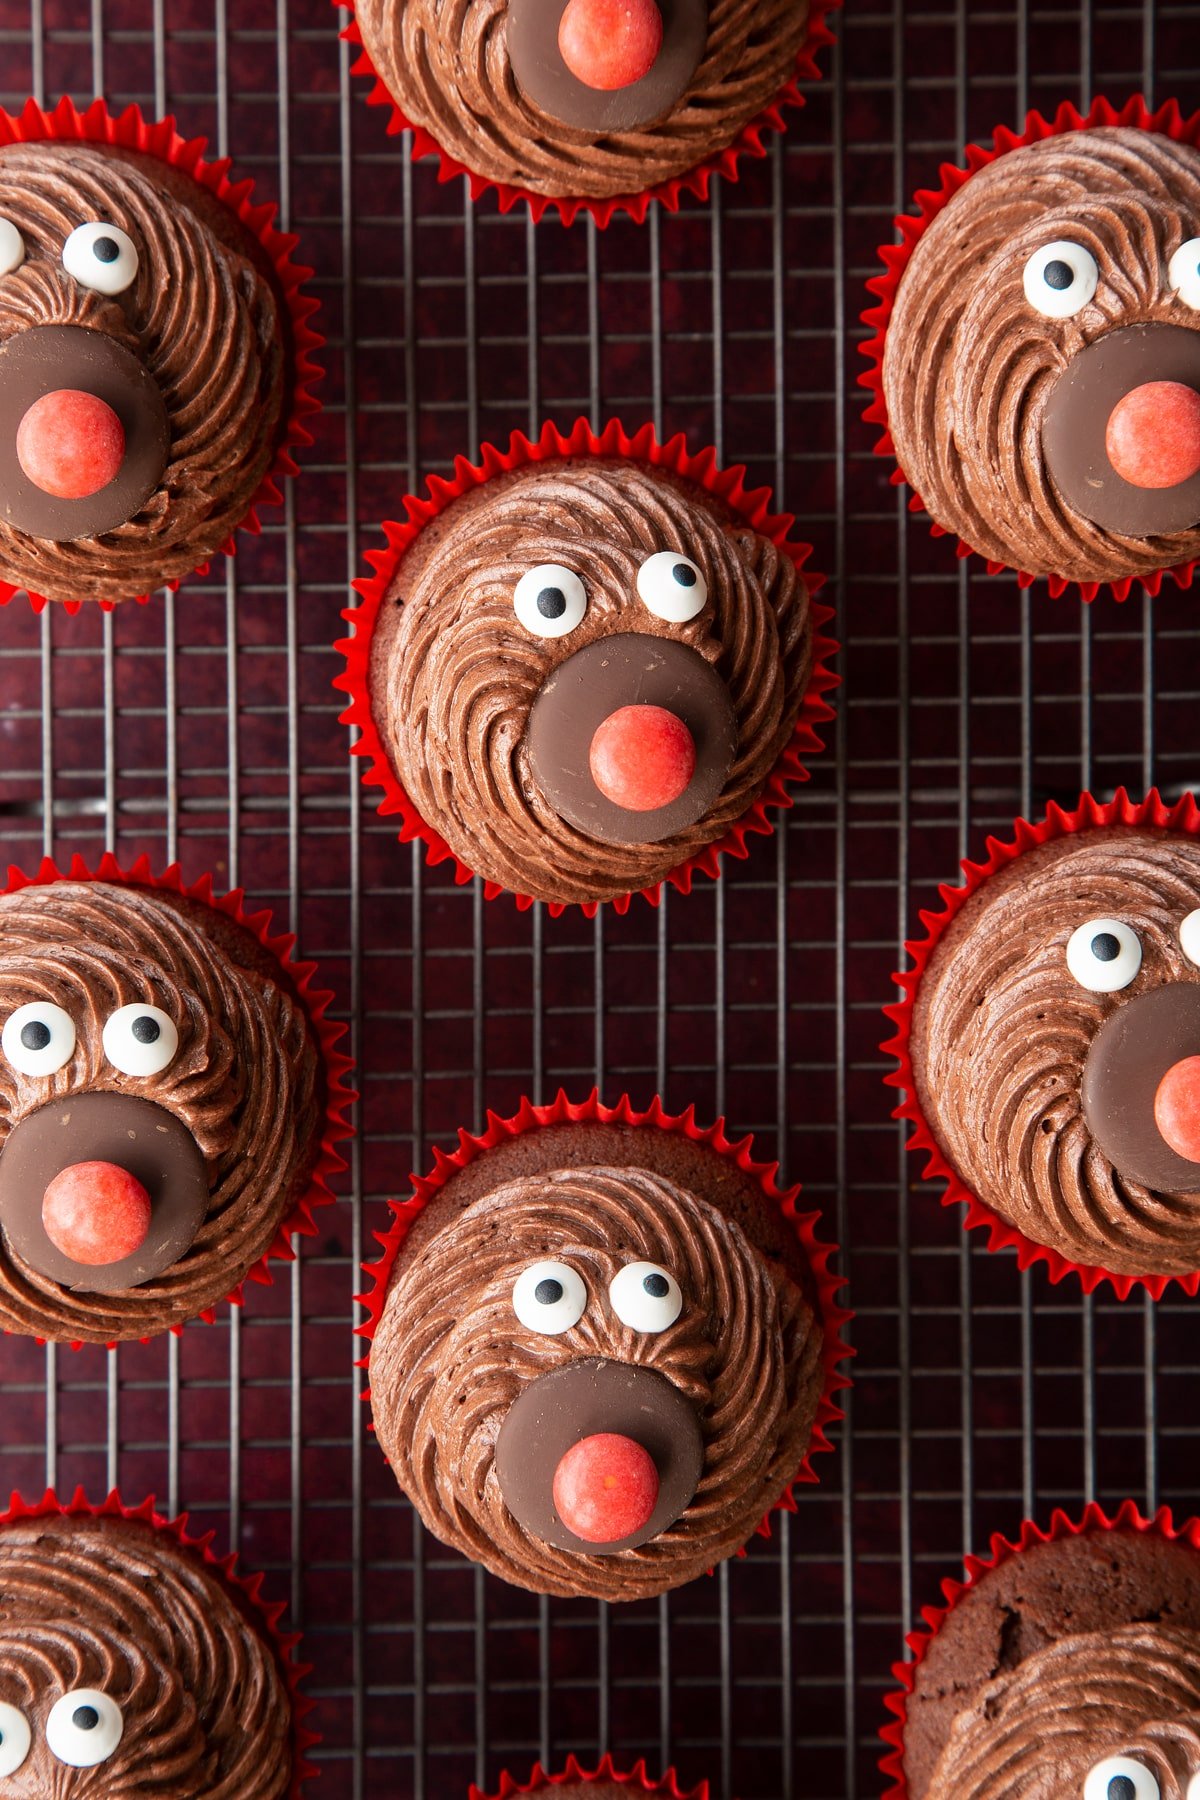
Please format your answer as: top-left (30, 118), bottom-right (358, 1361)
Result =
top-left (41, 1160), bottom-right (153, 1266)
top-left (552, 1432), bottom-right (660, 1544)
top-left (589, 703), bottom-right (696, 812)
top-left (1154, 1056), bottom-right (1200, 1164)
top-left (15, 388), bottom-right (126, 500)
top-left (1105, 380), bottom-right (1200, 491)
top-left (558, 0), bottom-right (663, 91)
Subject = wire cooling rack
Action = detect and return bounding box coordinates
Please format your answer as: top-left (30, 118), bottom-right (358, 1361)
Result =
top-left (0, 0), bottom-right (1199, 1795)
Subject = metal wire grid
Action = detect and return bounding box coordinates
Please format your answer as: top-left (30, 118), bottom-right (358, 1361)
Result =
top-left (0, 0), bottom-right (1197, 1795)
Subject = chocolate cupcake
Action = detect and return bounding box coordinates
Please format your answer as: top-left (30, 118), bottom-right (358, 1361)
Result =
top-left (343, 0), bottom-right (838, 224)
top-left (0, 98), bottom-right (320, 611)
top-left (0, 1491), bottom-right (312, 1795)
top-left (0, 855), bottom-right (351, 1344)
top-left (336, 420), bottom-right (835, 913)
top-left (360, 1093), bottom-right (849, 1602)
top-left (888, 789), bottom-right (1200, 1296)
top-left (475, 1757), bottom-right (708, 1800)
top-left (863, 98), bottom-right (1200, 598)
top-left (885, 1503), bottom-right (1200, 1800)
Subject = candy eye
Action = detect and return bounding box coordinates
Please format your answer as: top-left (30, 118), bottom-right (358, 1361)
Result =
top-left (62, 221), bottom-right (139, 296)
top-left (102, 1002), bottom-right (179, 1077)
top-left (46, 1689), bottom-right (124, 1768)
top-left (1186, 1771), bottom-right (1200, 1800)
top-left (0, 1702), bottom-right (30, 1776)
top-left (1169, 236), bottom-right (1200, 311)
top-left (0, 217), bottom-right (24, 277)
top-left (1065, 917), bottom-right (1142, 993)
top-left (636, 551), bottom-right (708, 622)
top-left (609, 1261), bottom-right (683, 1332)
top-left (513, 564), bottom-right (587, 639)
top-left (1022, 240), bottom-right (1099, 319)
top-left (1180, 908), bottom-right (1200, 967)
top-left (1083, 1755), bottom-right (1160, 1800)
top-left (2, 1001), bottom-right (77, 1076)
top-left (513, 1259), bottom-right (587, 1334)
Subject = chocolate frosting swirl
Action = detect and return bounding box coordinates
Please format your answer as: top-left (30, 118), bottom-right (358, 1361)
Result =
top-left (0, 880), bottom-right (324, 1342)
top-left (354, 0), bottom-right (811, 200)
top-left (369, 1162), bottom-right (825, 1600)
top-left (0, 142), bottom-right (285, 604)
top-left (0, 1512), bottom-right (292, 1797)
top-left (372, 458), bottom-right (813, 906)
top-left (882, 127), bottom-right (1200, 583)
top-left (926, 1621), bottom-right (1200, 1800)
top-left (911, 827), bottom-right (1200, 1278)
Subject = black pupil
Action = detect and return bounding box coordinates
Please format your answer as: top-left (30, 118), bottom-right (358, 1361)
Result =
top-left (643, 1272), bottom-right (670, 1298)
top-left (131, 1015), bottom-right (161, 1044)
top-left (92, 235), bottom-right (120, 264)
top-left (1107, 1779), bottom-right (1136, 1800)
top-left (534, 1277), bottom-right (563, 1306)
top-left (1091, 932), bottom-right (1121, 963)
top-left (1044, 258), bottom-right (1074, 290)
top-left (72, 1705), bottom-right (99, 1731)
top-left (671, 563), bottom-right (697, 588)
top-left (536, 587), bottom-right (567, 620)
top-left (19, 1020), bottom-right (51, 1051)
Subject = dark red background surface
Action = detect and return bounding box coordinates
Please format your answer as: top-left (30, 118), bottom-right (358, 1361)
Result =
top-left (0, 2), bottom-right (1199, 1796)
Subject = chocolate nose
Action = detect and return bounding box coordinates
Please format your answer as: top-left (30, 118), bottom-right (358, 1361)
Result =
top-left (1081, 983), bottom-right (1200, 1193)
top-left (494, 1357), bottom-right (704, 1554)
top-left (0, 1093), bottom-right (209, 1292)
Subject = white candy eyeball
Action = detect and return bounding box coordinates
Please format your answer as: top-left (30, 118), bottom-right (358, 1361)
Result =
top-left (636, 551), bottom-right (708, 623)
top-left (62, 221), bottom-right (139, 296)
top-left (513, 564), bottom-right (587, 639)
top-left (1168, 235), bottom-right (1200, 311)
top-left (1179, 908), bottom-right (1200, 967)
top-left (46, 1689), bottom-right (124, 1768)
top-left (1022, 240), bottom-right (1099, 318)
top-left (102, 1002), bottom-right (179, 1077)
top-left (0, 217), bottom-right (24, 277)
top-left (0, 1702), bottom-right (30, 1776)
top-left (512, 1259), bottom-right (587, 1334)
top-left (2, 1001), bottom-right (77, 1076)
top-left (1185, 1769), bottom-right (1200, 1800)
top-left (1065, 917), bottom-right (1142, 993)
top-left (609, 1261), bottom-right (683, 1333)
top-left (1083, 1755), bottom-right (1160, 1800)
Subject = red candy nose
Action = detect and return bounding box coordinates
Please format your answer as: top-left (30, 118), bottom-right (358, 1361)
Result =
top-left (16, 389), bottom-right (125, 500)
top-left (558, 0), bottom-right (663, 91)
top-left (1154, 1056), bottom-right (1200, 1164)
top-left (553, 1432), bottom-right (660, 1544)
top-left (1106, 380), bottom-right (1200, 491)
top-left (589, 703), bottom-right (696, 812)
top-left (41, 1160), bottom-right (152, 1266)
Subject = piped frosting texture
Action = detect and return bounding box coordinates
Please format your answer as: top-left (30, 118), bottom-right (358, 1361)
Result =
top-left (373, 457), bottom-right (813, 906)
top-left (911, 827), bottom-right (1200, 1278)
top-left (369, 1162), bottom-right (824, 1600)
top-left (882, 127), bottom-right (1200, 582)
top-left (0, 879), bottom-right (323, 1342)
top-left (353, 0), bottom-right (811, 200)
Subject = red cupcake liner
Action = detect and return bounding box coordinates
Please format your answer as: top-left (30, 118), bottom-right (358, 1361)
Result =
top-left (333, 416), bottom-right (838, 917)
top-left (859, 94), bottom-right (1200, 604)
top-left (0, 1486), bottom-right (316, 1793)
top-left (1, 850), bottom-right (356, 1345)
top-left (879, 1498), bottom-right (1199, 1800)
top-left (882, 785), bottom-right (1200, 1302)
top-left (356, 1089), bottom-right (853, 1548)
top-left (337, 0), bottom-right (840, 228)
top-left (0, 95), bottom-right (323, 615)
top-left (474, 1754), bottom-right (709, 1800)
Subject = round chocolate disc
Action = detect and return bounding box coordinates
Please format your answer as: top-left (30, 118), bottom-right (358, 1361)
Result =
top-left (0, 1092), bottom-right (211, 1292)
top-left (1081, 982), bottom-right (1200, 1194)
top-left (494, 1356), bottom-right (704, 1554)
top-left (1042, 321), bottom-right (1200, 537)
top-left (508, 0), bottom-right (708, 135)
top-left (524, 632), bottom-right (738, 846)
top-left (0, 323), bottom-right (170, 541)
